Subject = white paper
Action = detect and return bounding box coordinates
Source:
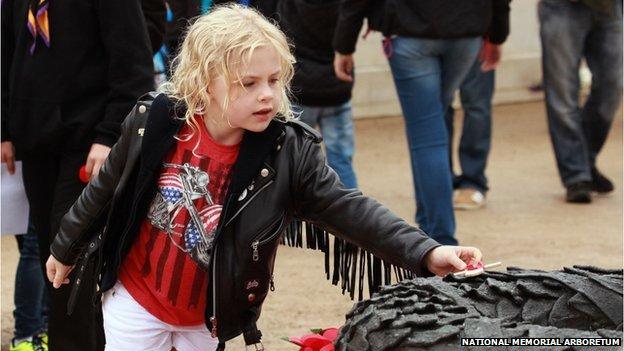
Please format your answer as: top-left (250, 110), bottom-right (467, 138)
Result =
top-left (1, 161), bottom-right (29, 235)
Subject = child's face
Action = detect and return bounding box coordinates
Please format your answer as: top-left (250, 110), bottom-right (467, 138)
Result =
top-left (208, 46), bottom-right (283, 134)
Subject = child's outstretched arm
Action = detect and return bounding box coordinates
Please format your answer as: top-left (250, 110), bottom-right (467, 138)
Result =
top-left (46, 104), bottom-right (141, 287)
top-left (293, 140), bottom-right (481, 277)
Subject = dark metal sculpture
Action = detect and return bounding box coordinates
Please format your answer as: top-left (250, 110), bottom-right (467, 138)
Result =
top-left (336, 266), bottom-right (623, 350)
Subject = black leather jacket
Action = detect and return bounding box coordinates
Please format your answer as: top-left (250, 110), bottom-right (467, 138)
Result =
top-left (50, 93), bottom-right (441, 344)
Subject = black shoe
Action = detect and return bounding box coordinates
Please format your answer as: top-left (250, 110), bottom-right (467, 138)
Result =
top-left (591, 167), bottom-right (614, 193)
top-left (566, 181), bottom-right (592, 203)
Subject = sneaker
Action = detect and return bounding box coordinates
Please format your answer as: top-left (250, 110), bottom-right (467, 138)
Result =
top-left (566, 181), bottom-right (592, 203)
top-left (37, 332), bottom-right (48, 349)
top-left (9, 335), bottom-right (47, 351)
top-left (591, 167), bottom-right (614, 193)
top-left (454, 188), bottom-right (486, 210)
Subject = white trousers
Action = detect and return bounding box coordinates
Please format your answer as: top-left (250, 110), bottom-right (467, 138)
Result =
top-left (102, 281), bottom-right (218, 351)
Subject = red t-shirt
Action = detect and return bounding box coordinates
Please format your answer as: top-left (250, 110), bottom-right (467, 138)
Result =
top-left (119, 121), bottom-right (239, 326)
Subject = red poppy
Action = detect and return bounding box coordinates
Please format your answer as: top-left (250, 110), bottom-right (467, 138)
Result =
top-left (287, 327), bottom-right (339, 351)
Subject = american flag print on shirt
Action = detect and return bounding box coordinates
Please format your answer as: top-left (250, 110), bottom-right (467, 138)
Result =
top-left (119, 128), bottom-right (238, 325)
top-left (147, 161), bottom-right (223, 271)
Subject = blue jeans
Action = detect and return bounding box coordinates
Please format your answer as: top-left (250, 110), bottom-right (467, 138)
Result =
top-left (296, 102), bottom-right (358, 189)
top-left (14, 221), bottom-right (49, 340)
top-left (539, 0), bottom-right (623, 186)
top-left (387, 36), bottom-right (481, 245)
top-left (446, 58), bottom-right (495, 194)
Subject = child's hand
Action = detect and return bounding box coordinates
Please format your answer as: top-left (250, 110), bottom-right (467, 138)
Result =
top-left (424, 246), bottom-right (483, 277)
top-left (46, 255), bottom-right (75, 289)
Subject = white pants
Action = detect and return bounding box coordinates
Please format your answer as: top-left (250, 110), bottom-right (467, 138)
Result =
top-left (102, 281), bottom-right (219, 351)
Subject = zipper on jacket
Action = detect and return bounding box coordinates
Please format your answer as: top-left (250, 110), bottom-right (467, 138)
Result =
top-left (250, 215), bottom-right (284, 262)
top-left (270, 275), bottom-right (275, 292)
top-left (211, 238), bottom-right (222, 338)
top-left (225, 179), bottom-right (275, 227)
top-left (209, 193), bottom-right (235, 339)
top-left (210, 226), bottom-right (220, 338)
top-left (252, 241), bottom-right (259, 262)
top-left (209, 312), bottom-right (217, 337)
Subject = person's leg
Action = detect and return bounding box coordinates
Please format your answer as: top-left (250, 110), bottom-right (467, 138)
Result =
top-left (456, 58), bottom-right (495, 194)
top-left (581, 1), bottom-right (623, 190)
top-left (440, 37), bottom-right (482, 114)
top-left (318, 102), bottom-right (358, 189)
top-left (443, 39), bottom-right (481, 189)
top-left (41, 288), bottom-right (49, 335)
top-left (102, 282), bottom-right (173, 351)
top-left (21, 155), bottom-right (57, 285)
top-left (444, 105), bottom-right (459, 189)
top-left (539, 0), bottom-right (593, 189)
top-left (21, 156), bottom-right (59, 349)
top-left (12, 221), bottom-right (47, 342)
top-left (21, 154), bottom-right (57, 347)
top-left (387, 36), bottom-right (456, 245)
top-left (46, 149), bottom-right (105, 351)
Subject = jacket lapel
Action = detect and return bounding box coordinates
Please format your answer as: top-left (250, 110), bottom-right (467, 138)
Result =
top-left (140, 93), bottom-right (184, 173)
top-left (227, 120), bottom-right (284, 197)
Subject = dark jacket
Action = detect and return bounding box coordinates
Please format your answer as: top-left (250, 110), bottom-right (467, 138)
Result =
top-left (50, 93), bottom-right (441, 344)
top-left (1, 0), bottom-right (154, 154)
top-left (278, 0), bottom-right (353, 106)
top-left (333, 0), bottom-right (511, 55)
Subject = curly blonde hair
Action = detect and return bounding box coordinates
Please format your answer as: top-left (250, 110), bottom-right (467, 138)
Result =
top-left (160, 4), bottom-right (295, 136)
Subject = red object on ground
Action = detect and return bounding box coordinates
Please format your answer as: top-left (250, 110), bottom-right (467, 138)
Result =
top-left (287, 327), bottom-right (339, 351)
top-left (321, 328), bottom-right (339, 341)
top-left (78, 165), bottom-right (89, 183)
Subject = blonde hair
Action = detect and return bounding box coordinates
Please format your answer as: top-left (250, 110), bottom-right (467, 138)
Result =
top-left (161, 4), bottom-right (296, 138)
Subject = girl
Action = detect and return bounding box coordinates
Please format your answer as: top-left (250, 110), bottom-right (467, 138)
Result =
top-left (46, 5), bottom-right (483, 351)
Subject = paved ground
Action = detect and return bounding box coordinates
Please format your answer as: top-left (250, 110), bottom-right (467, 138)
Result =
top-left (1, 101), bottom-right (622, 350)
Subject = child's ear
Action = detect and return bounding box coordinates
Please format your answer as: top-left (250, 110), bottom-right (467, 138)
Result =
top-left (205, 88), bottom-right (216, 106)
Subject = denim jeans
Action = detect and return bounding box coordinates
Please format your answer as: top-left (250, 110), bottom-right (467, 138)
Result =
top-left (539, 0), bottom-right (623, 186)
top-left (387, 36), bottom-right (481, 245)
top-left (13, 221), bottom-right (49, 340)
top-left (295, 102), bottom-right (358, 189)
top-left (446, 58), bottom-right (495, 194)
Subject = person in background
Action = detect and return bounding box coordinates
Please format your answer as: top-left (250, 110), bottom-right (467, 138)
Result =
top-left (1, 0), bottom-right (156, 348)
top-left (142, 0), bottom-right (168, 54)
top-left (1, 132), bottom-right (50, 351)
top-left (277, 0), bottom-right (358, 189)
top-left (446, 38), bottom-right (508, 210)
top-left (11, 222), bottom-right (49, 351)
top-left (539, 0), bottom-right (622, 203)
top-left (333, 1), bottom-right (510, 245)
